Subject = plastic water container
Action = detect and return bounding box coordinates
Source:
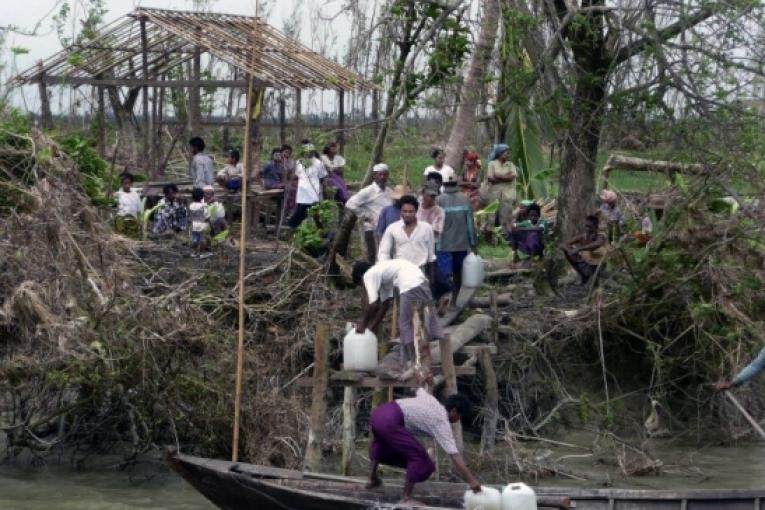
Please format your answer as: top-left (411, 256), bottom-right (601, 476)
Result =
top-left (464, 486), bottom-right (501, 510)
top-left (342, 328), bottom-right (377, 371)
top-left (462, 252), bottom-right (485, 288)
top-left (501, 482), bottom-right (537, 510)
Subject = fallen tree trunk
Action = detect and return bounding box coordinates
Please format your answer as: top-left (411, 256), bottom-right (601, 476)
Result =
top-left (470, 291), bottom-right (517, 308)
top-left (430, 314), bottom-right (492, 364)
top-left (602, 154), bottom-right (709, 188)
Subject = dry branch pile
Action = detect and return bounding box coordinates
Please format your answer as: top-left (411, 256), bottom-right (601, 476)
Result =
top-left (0, 130), bottom-right (352, 467)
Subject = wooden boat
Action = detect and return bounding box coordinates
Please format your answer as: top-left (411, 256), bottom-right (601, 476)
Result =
top-left (167, 451), bottom-right (765, 510)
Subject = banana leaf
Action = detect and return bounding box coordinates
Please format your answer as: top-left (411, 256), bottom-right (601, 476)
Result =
top-left (508, 104), bottom-right (548, 200)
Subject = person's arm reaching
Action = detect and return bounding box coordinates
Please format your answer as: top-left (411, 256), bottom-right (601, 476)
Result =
top-left (377, 228), bottom-right (394, 262)
top-left (717, 345), bottom-right (765, 390)
top-left (450, 453), bottom-right (481, 493)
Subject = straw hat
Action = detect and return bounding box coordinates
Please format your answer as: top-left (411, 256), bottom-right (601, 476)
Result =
top-left (389, 184), bottom-right (411, 200)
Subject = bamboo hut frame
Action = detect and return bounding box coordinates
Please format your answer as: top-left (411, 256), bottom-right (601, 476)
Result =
top-left (12, 7), bottom-right (378, 163)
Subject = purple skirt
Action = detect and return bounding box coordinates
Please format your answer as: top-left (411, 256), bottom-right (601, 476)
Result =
top-left (369, 402), bottom-right (435, 483)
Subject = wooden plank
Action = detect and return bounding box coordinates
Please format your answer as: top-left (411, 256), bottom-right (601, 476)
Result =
top-left (304, 324), bottom-right (330, 471)
top-left (296, 366), bottom-right (477, 389)
top-left (456, 344), bottom-right (497, 355)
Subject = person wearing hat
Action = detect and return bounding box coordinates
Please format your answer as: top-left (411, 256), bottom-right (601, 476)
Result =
top-left (485, 144), bottom-right (518, 233)
top-left (376, 184), bottom-right (411, 239)
top-left (287, 141), bottom-right (327, 229)
top-left (346, 164), bottom-right (393, 264)
top-left (436, 167), bottom-right (477, 305)
top-left (598, 189), bottom-right (624, 243)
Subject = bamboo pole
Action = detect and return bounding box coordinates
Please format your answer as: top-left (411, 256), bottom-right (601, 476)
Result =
top-left (479, 349), bottom-right (498, 454)
top-left (231, 6), bottom-right (261, 463)
top-left (725, 392), bottom-right (765, 441)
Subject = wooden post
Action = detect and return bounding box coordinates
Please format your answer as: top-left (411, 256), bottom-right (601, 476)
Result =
top-left (38, 69), bottom-right (53, 130)
top-left (725, 392), bottom-right (765, 440)
top-left (373, 297), bottom-right (396, 407)
top-left (490, 290), bottom-right (499, 345)
top-left (340, 386), bottom-right (356, 475)
top-left (338, 89), bottom-right (346, 155)
top-left (294, 88), bottom-right (304, 142)
top-left (278, 96), bottom-right (287, 146)
top-left (479, 349), bottom-right (499, 454)
top-left (140, 19), bottom-right (152, 172)
top-left (305, 324), bottom-right (330, 471)
top-left (189, 46), bottom-right (202, 135)
top-left (438, 332), bottom-right (462, 449)
top-left (371, 89), bottom-right (380, 138)
top-left (96, 85), bottom-right (106, 157)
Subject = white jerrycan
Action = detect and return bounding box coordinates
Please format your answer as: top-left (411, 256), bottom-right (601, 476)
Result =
top-left (464, 486), bottom-right (501, 510)
top-left (501, 482), bottom-right (537, 510)
top-left (342, 327), bottom-right (378, 371)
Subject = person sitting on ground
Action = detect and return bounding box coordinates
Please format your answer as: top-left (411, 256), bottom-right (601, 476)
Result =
top-left (459, 149), bottom-right (482, 211)
top-left (189, 136), bottom-right (214, 189)
top-left (423, 148), bottom-right (454, 182)
top-left (189, 187), bottom-right (210, 257)
top-left (417, 185), bottom-right (445, 241)
top-left (599, 189), bottom-right (624, 243)
top-left (561, 214), bottom-right (608, 285)
top-left (352, 259), bottom-right (444, 367)
top-left (287, 141), bottom-right (327, 229)
top-left (366, 388), bottom-right (481, 504)
top-left (715, 344), bottom-right (765, 391)
top-left (153, 183), bottom-right (187, 236)
top-left (437, 167), bottom-right (477, 306)
top-left (115, 172), bottom-right (141, 239)
top-left (321, 141), bottom-right (350, 205)
top-left (345, 164), bottom-right (393, 264)
top-left (376, 185), bottom-right (410, 241)
top-left (378, 195), bottom-right (436, 283)
top-left (282, 144), bottom-right (298, 216)
top-left (509, 202), bottom-right (549, 261)
top-left (485, 144), bottom-right (518, 236)
top-left (215, 148), bottom-right (243, 191)
top-left (203, 185), bottom-right (227, 236)
top-left (261, 147), bottom-right (285, 190)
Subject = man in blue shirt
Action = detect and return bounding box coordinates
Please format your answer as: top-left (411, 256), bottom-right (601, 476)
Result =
top-left (375, 185), bottom-right (409, 240)
top-left (261, 147), bottom-right (285, 190)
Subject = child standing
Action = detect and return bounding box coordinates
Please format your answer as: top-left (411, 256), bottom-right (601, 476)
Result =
top-left (189, 187), bottom-right (210, 257)
top-left (598, 189), bottom-right (624, 243)
top-left (115, 172), bottom-right (141, 239)
top-left (189, 137), bottom-right (214, 189)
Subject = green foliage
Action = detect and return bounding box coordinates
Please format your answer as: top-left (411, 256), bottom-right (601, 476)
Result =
top-left (507, 104), bottom-right (550, 199)
top-left (58, 135), bottom-right (110, 207)
top-left (293, 200), bottom-right (338, 252)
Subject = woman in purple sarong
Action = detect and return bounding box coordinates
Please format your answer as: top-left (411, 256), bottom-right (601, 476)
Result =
top-left (509, 202), bottom-right (549, 261)
top-left (366, 389), bottom-right (481, 504)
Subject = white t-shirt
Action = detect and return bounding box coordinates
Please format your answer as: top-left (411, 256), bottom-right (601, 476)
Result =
top-left (189, 202), bottom-right (210, 232)
top-left (320, 154), bottom-right (345, 171)
top-left (217, 162), bottom-right (243, 178)
top-left (296, 157), bottom-right (327, 204)
top-left (116, 189), bottom-right (141, 217)
top-left (362, 259), bottom-right (427, 304)
top-left (206, 200), bottom-right (226, 220)
top-left (377, 220), bottom-right (436, 267)
top-left (345, 183), bottom-right (393, 232)
top-left (423, 164), bottom-right (454, 178)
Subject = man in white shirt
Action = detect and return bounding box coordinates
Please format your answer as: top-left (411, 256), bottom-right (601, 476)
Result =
top-left (377, 195), bottom-right (436, 284)
top-left (352, 259), bottom-right (443, 367)
top-left (345, 163), bottom-right (393, 263)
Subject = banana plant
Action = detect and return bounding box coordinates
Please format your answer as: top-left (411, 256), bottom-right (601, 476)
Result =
top-left (508, 104), bottom-right (549, 200)
top-left (140, 197), bottom-right (162, 241)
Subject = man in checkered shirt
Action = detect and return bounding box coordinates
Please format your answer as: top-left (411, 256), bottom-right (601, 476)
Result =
top-left (366, 388), bottom-right (481, 504)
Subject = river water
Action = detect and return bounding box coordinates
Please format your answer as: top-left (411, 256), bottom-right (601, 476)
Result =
top-left (2, 439), bottom-right (764, 509)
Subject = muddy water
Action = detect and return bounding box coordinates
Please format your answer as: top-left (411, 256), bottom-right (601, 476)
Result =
top-left (0, 466), bottom-right (214, 510)
top-left (2, 440), bottom-right (764, 509)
